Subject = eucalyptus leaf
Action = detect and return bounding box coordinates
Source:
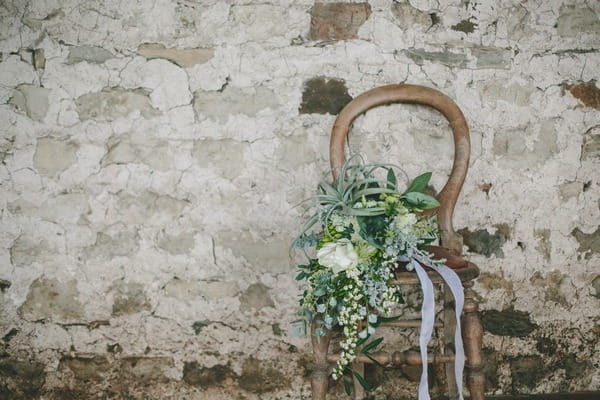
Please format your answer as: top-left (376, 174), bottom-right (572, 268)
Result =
top-left (361, 337), bottom-right (384, 354)
top-left (386, 168), bottom-right (397, 190)
top-left (295, 271), bottom-right (307, 281)
top-left (350, 369), bottom-right (372, 392)
top-left (403, 172), bottom-right (432, 194)
top-left (372, 314), bottom-right (401, 328)
top-left (402, 191), bottom-right (440, 209)
top-left (343, 376), bottom-right (353, 396)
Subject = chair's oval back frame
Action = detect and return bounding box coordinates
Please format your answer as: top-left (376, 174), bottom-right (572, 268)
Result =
top-left (329, 84), bottom-right (470, 255)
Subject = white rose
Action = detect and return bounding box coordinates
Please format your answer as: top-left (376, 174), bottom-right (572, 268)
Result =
top-left (317, 239), bottom-right (359, 274)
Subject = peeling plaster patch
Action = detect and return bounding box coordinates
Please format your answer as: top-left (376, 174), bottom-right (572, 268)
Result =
top-left (103, 139), bottom-right (178, 172)
top-left (452, 19), bottom-right (477, 33)
top-left (534, 228), bottom-right (552, 261)
top-left (84, 230), bottom-right (140, 260)
top-left (192, 320), bottom-right (208, 335)
top-left (120, 58), bottom-right (192, 111)
top-left (193, 86), bottom-right (278, 121)
top-left (8, 198), bottom-right (38, 216)
top-left (76, 88), bottom-right (160, 121)
top-left (33, 48), bottom-right (46, 70)
top-left (471, 46), bottom-right (511, 69)
top-left (238, 357), bottom-right (291, 393)
top-left (0, 55), bottom-right (37, 102)
top-left (275, 133), bottom-right (318, 170)
top-left (482, 81), bottom-right (535, 106)
top-left (18, 278), bottom-right (84, 322)
top-left (481, 309), bottom-right (536, 337)
top-left (581, 127), bottom-right (600, 160)
top-left (404, 46), bottom-right (510, 69)
top-left (137, 43), bottom-right (214, 68)
top-left (113, 191), bottom-right (188, 226)
top-left (390, 2), bottom-right (432, 29)
top-left (459, 224), bottom-right (510, 258)
top-left (183, 362), bottom-right (232, 388)
top-left (192, 139), bottom-right (249, 180)
top-left (483, 348), bottom-right (501, 392)
top-left (299, 77), bottom-right (352, 115)
top-left (478, 272), bottom-right (513, 291)
top-left (9, 84), bottom-right (50, 122)
top-left (571, 226), bottom-right (600, 259)
top-left (556, 5), bottom-right (600, 37)
top-left (121, 356), bottom-right (174, 383)
top-left (231, 4), bottom-right (289, 42)
top-left (239, 283), bottom-right (275, 312)
top-left (530, 271), bottom-right (569, 307)
top-left (0, 133), bottom-right (14, 163)
top-left (492, 122), bottom-right (558, 169)
top-left (560, 355), bottom-right (590, 381)
top-left (33, 137), bottom-right (78, 177)
top-left (592, 276), bottom-right (600, 299)
top-left (510, 355), bottom-right (544, 390)
top-left (564, 80), bottom-right (600, 110)
top-left (308, 2), bottom-right (371, 41)
top-left (111, 281), bottom-right (151, 316)
top-left (38, 193), bottom-right (90, 224)
top-left (0, 279), bottom-right (11, 292)
top-left (558, 181), bottom-right (583, 201)
top-left (157, 231), bottom-right (195, 255)
top-left (59, 355), bottom-right (111, 381)
top-left (10, 236), bottom-right (57, 268)
top-left (66, 45), bottom-right (114, 64)
top-left (0, 359), bottom-right (46, 399)
top-left (215, 231), bottom-right (291, 273)
top-left (403, 48), bottom-right (468, 68)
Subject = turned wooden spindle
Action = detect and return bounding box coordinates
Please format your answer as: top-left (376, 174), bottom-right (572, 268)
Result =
top-left (462, 281), bottom-right (485, 400)
top-left (311, 320), bottom-right (332, 400)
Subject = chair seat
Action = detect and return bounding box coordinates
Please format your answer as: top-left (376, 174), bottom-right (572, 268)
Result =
top-left (425, 245), bottom-right (467, 269)
top-left (394, 262), bottom-right (480, 285)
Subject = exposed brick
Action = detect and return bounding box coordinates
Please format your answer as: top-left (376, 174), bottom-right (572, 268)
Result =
top-left (308, 2), bottom-right (371, 41)
top-left (564, 80), bottom-right (600, 110)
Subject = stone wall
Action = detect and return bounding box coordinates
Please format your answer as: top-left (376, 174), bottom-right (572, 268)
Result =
top-left (0, 0), bottom-right (599, 398)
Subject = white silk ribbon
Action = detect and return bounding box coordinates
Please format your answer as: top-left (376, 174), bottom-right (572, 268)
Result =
top-left (410, 258), bottom-right (465, 400)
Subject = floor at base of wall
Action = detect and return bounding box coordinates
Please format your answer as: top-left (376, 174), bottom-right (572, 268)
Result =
top-left (465, 393), bottom-right (600, 400)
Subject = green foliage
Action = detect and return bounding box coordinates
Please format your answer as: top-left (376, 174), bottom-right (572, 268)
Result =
top-left (403, 172), bottom-right (432, 194)
top-left (293, 156), bottom-right (443, 391)
top-left (361, 337), bottom-right (383, 353)
top-left (402, 191), bottom-right (440, 209)
top-left (351, 368), bottom-right (372, 392)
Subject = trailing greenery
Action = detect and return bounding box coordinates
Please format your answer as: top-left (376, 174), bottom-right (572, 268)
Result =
top-left (293, 158), bottom-right (443, 392)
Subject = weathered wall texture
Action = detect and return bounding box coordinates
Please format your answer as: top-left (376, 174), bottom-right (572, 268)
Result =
top-left (0, 0), bottom-right (599, 398)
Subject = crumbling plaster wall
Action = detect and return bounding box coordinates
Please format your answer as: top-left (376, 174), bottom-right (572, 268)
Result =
top-left (0, 0), bottom-right (599, 398)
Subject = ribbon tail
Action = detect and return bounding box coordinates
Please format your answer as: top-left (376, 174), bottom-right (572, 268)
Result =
top-left (412, 260), bottom-right (435, 400)
top-left (436, 265), bottom-right (466, 400)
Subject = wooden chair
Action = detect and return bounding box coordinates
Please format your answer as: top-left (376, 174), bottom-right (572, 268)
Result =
top-left (310, 84), bottom-right (484, 400)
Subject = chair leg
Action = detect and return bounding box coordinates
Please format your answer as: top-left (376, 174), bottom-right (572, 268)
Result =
top-left (443, 284), bottom-right (459, 400)
top-left (462, 281), bottom-right (485, 400)
top-left (311, 320), bottom-right (331, 400)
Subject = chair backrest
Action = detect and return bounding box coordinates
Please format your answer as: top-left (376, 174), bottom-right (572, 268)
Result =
top-left (329, 84), bottom-right (470, 255)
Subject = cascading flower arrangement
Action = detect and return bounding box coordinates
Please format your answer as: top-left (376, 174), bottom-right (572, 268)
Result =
top-left (293, 157), bottom-right (447, 387)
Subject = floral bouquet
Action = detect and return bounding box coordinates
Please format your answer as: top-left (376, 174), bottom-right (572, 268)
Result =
top-left (293, 158), bottom-right (448, 388)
